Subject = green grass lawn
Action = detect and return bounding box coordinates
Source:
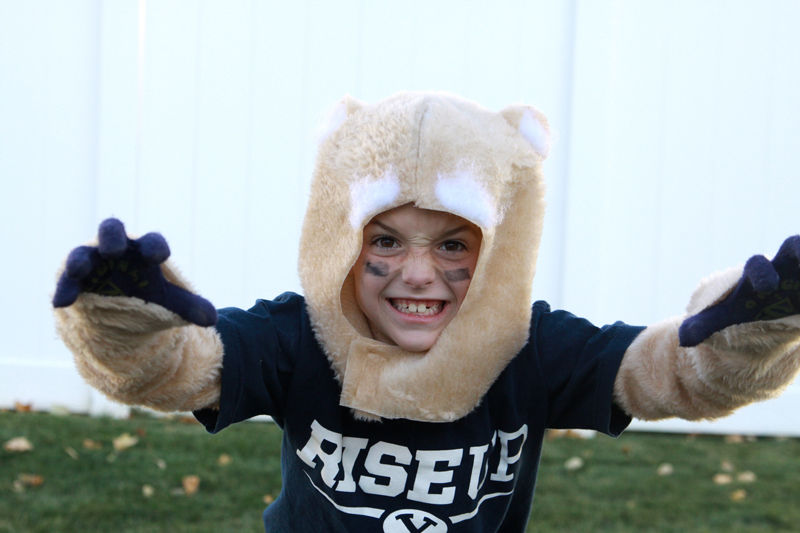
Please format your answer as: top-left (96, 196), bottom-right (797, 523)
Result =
top-left (2, 410), bottom-right (799, 532)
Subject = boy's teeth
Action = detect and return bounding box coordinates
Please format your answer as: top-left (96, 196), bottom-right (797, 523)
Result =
top-left (392, 300), bottom-right (441, 315)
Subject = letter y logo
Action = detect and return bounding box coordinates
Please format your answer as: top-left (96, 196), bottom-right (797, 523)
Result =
top-left (383, 509), bottom-right (448, 533)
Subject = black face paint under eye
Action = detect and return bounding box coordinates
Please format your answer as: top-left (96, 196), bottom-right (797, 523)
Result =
top-left (365, 261), bottom-right (390, 277)
top-left (444, 268), bottom-right (471, 282)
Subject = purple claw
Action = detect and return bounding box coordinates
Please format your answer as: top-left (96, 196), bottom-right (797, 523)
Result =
top-left (65, 246), bottom-right (98, 280)
top-left (98, 218), bottom-right (128, 259)
top-left (137, 233), bottom-right (171, 264)
top-left (744, 255), bottom-right (779, 293)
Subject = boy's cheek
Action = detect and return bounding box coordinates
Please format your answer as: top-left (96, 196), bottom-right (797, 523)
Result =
top-left (444, 268), bottom-right (472, 283)
top-left (363, 260), bottom-right (391, 278)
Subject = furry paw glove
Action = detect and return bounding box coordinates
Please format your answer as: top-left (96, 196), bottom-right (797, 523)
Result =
top-left (53, 219), bottom-right (223, 412)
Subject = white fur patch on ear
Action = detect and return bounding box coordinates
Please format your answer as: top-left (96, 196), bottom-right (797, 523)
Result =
top-left (314, 102), bottom-right (348, 145)
top-left (349, 171), bottom-right (401, 228)
top-left (435, 171), bottom-right (497, 228)
top-left (519, 109), bottom-right (550, 158)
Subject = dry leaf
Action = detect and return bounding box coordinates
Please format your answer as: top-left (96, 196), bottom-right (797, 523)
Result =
top-left (656, 463), bottom-right (674, 476)
top-left (713, 474), bottom-right (733, 485)
top-left (14, 402), bottom-right (32, 413)
top-left (4, 436), bottom-right (33, 452)
top-left (217, 454), bottom-right (232, 466)
top-left (17, 474), bottom-right (44, 487)
top-left (142, 485), bottom-right (155, 498)
top-left (263, 494), bottom-right (275, 505)
top-left (724, 435), bottom-right (744, 444)
top-left (155, 458), bottom-right (167, 470)
top-left (720, 460), bottom-right (735, 472)
top-left (113, 433), bottom-right (139, 452)
top-left (182, 475), bottom-right (200, 496)
top-left (64, 446), bottom-right (79, 460)
top-left (564, 457), bottom-right (584, 471)
top-left (731, 489), bottom-right (747, 501)
top-left (737, 471), bottom-right (757, 483)
top-left (83, 439), bottom-right (102, 450)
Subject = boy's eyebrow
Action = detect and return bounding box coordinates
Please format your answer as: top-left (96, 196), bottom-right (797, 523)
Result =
top-left (370, 221), bottom-right (400, 235)
top-left (369, 221), bottom-right (480, 239)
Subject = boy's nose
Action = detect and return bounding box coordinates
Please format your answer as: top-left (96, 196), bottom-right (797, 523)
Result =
top-left (401, 254), bottom-right (436, 288)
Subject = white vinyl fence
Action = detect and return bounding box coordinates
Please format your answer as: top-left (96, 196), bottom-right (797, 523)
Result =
top-left (1, 0), bottom-right (799, 434)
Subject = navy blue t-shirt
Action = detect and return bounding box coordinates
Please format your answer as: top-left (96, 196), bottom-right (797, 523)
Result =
top-left (195, 293), bottom-right (644, 533)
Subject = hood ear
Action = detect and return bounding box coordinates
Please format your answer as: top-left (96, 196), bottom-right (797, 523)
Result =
top-left (500, 105), bottom-right (551, 159)
top-left (315, 95), bottom-right (367, 145)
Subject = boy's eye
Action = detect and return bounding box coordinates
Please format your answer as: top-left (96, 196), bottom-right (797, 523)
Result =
top-left (373, 237), bottom-right (399, 250)
top-left (440, 241), bottom-right (466, 253)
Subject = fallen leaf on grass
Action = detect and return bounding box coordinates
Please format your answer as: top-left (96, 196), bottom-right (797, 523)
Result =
top-left (64, 446), bottom-right (79, 460)
top-left (113, 433), bottom-right (139, 452)
top-left (182, 475), bottom-right (200, 496)
top-left (263, 494), bottom-right (275, 505)
top-left (14, 402), bottom-right (32, 413)
top-left (13, 474), bottom-right (44, 492)
top-left (217, 454), bottom-right (232, 466)
top-left (155, 458), bottom-right (167, 470)
top-left (737, 471), bottom-right (757, 483)
top-left (83, 439), bottom-right (102, 450)
top-left (4, 437), bottom-right (33, 452)
top-left (730, 489), bottom-right (747, 501)
top-left (720, 460), bottom-right (735, 472)
top-left (713, 474), bottom-right (733, 485)
top-left (724, 435), bottom-right (744, 444)
top-left (564, 457), bottom-right (584, 471)
top-left (656, 463), bottom-right (674, 476)
top-left (142, 485), bottom-right (155, 498)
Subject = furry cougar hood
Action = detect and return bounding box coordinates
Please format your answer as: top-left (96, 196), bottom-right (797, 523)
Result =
top-left (298, 91), bottom-right (550, 422)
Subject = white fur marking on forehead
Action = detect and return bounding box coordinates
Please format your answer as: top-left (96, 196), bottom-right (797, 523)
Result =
top-left (314, 102), bottom-right (348, 145)
top-left (435, 171), bottom-right (497, 228)
top-left (349, 171), bottom-right (401, 228)
top-left (519, 109), bottom-right (550, 157)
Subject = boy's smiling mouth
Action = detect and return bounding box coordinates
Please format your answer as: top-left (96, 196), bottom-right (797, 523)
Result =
top-left (389, 298), bottom-right (445, 316)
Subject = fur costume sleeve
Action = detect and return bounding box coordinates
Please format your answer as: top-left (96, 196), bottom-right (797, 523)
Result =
top-left (614, 263), bottom-right (800, 421)
top-left (53, 220), bottom-right (224, 413)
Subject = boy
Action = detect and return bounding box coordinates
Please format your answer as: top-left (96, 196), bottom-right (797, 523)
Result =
top-left (54, 92), bottom-right (800, 532)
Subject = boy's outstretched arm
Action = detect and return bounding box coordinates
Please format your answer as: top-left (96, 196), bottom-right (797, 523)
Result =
top-left (53, 219), bottom-right (224, 413)
top-left (614, 236), bottom-right (800, 421)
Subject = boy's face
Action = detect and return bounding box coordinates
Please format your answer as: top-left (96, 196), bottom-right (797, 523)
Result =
top-left (353, 203), bottom-right (482, 352)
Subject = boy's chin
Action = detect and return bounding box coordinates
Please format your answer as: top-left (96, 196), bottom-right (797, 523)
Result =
top-left (386, 331), bottom-right (442, 353)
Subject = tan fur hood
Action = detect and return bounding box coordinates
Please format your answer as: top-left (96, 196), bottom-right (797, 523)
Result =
top-left (298, 92), bottom-right (549, 422)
